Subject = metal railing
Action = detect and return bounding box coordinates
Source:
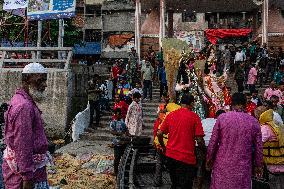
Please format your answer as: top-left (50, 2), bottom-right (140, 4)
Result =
top-left (0, 47), bottom-right (73, 70)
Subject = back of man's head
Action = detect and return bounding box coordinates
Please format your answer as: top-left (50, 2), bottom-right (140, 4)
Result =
top-left (232, 93), bottom-right (247, 106)
top-left (180, 94), bottom-right (195, 106)
top-left (216, 110), bottom-right (225, 118)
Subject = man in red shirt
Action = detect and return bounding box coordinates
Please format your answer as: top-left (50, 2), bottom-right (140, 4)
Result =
top-left (245, 92), bottom-right (257, 116)
top-left (113, 94), bottom-right (129, 120)
top-left (157, 94), bottom-right (206, 189)
top-left (112, 61), bottom-right (121, 97)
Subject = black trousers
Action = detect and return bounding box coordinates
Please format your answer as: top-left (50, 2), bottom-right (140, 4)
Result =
top-left (89, 100), bottom-right (101, 127)
top-left (236, 79), bottom-right (244, 93)
top-left (154, 152), bottom-right (167, 186)
top-left (114, 144), bottom-right (127, 175)
top-left (166, 157), bottom-right (196, 189)
top-left (248, 84), bottom-right (256, 94)
top-left (160, 82), bottom-right (168, 98)
top-left (143, 80), bottom-right (152, 100)
top-left (112, 78), bottom-right (118, 98)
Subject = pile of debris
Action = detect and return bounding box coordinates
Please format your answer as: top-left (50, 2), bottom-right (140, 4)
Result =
top-left (48, 153), bottom-right (115, 189)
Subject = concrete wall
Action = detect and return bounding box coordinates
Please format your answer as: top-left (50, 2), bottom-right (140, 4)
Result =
top-left (102, 0), bottom-right (134, 11)
top-left (84, 16), bottom-right (103, 30)
top-left (0, 69), bottom-right (73, 138)
top-left (102, 12), bottom-right (135, 32)
top-left (0, 65), bottom-right (109, 138)
top-left (173, 13), bottom-right (208, 31)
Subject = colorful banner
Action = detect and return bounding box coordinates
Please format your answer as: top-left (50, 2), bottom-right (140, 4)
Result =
top-left (3, 0), bottom-right (27, 10)
top-left (3, 0), bottom-right (27, 16)
top-left (174, 31), bottom-right (204, 52)
top-left (27, 0), bottom-right (76, 20)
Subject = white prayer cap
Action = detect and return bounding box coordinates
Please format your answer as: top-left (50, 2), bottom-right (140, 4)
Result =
top-left (22, 63), bottom-right (47, 74)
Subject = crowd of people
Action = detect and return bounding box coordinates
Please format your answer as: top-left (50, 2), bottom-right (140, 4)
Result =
top-left (0, 39), bottom-right (283, 189)
top-left (86, 41), bottom-right (284, 189)
top-left (86, 46), bottom-right (167, 176)
top-left (151, 42), bottom-right (284, 189)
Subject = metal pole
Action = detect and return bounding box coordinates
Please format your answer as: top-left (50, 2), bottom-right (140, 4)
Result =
top-left (83, 0), bottom-right (86, 41)
top-left (159, 0), bottom-right (165, 47)
top-left (135, 0), bottom-right (141, 63)
top-left (58, 19), bottom-right (63, 59)
top-left (262, 0), bottom-right (269, 46)
top-left (265, 0), bottom-right (269, 46)
top-left (37, 20), bottom-right (42, 59)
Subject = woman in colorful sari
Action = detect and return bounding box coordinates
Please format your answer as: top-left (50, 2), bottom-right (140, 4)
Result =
top-left (255, 107), bottom-right (284, 189)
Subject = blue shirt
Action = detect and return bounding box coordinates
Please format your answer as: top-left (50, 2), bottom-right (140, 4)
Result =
top-left (110, 119), bottom-right (128, 145)
top-left (159, 68), bottom-right (167, 84)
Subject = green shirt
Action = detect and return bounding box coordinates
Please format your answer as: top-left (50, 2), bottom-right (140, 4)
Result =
top-left (141, 66), bottom-right (154, 81)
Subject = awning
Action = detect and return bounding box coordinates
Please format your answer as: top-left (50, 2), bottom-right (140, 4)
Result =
top-left (205, 29), bottom-right (252, 44)
top-left (73, 42), bottom-right (101, 55)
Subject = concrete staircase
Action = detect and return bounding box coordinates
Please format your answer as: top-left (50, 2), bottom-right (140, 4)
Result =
top-left (226, 73), bottom-right (269, 95)
top-left (80, 74), bottom-right (271, 143)
top-left (80, 86), bottom-right (161, 143)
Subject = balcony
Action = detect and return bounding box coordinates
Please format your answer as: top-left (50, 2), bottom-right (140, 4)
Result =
top-left (207, 20), bottom-right (253, 29)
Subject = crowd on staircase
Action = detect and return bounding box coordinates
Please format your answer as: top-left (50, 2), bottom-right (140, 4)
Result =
top-left (0, 41), bottom-right (284, 188)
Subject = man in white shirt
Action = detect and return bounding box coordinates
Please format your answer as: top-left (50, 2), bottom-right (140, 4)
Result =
top-left (141, 61), bottom-right (154, 101)
top-left (234, 48), bottom-right (246, 64)
top-left (201, 110), bottom-right (226, 146)
top-left (196, 109), bottom-right (226, 189)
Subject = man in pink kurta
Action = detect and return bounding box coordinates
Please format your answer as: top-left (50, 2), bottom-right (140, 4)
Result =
top-left (207, 93), bottom-right (263, 189)
top-left (264, 81), bottom-right (282, 100)
top-left (3, 63), bottom-right (49, 189)
top-left (247, 65), bottom-right (257, 94)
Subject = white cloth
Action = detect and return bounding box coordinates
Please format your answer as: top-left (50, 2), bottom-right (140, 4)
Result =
top-left (22, 63), bottom-right (47, 74)
top-left (125, 101), bottom-right (143, 136)
top-left (273, 111), bottom-right (284, 126)
top-left (201, 118), bottom-right (217, 146)
top-left (130, 88), bottom-right (143, 96)
top-left (234, 52), bottom-right (245, 62)
top-left (100, 83), bottom-right (108, 99)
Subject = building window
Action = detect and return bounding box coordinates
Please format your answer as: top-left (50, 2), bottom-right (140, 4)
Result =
top-left (85, 5), bottom-right (101, 17)
top-left (182, 12), bottom-right (197, 22)
top-left (76, 7), bottom-right (84, 16)
top-left (85, 29), bottom-right (101, 42)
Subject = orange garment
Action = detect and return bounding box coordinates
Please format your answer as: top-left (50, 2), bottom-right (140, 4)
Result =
top-left (158, 104), bottom-right (166, 120)
top-left (108, 34), bottom-right (134, 48)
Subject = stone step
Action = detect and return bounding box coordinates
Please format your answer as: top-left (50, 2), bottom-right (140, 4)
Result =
top-left (143, 111), bottom-right (158, 116)
top-left (80, 129), bottom-right (154, 142)
top-left (143, 106), bottom-right (158, 111)
top-left (99, 116), bottom-right (157, 125)
top-left (100, 112), bottom-right (158, 121)
top-left (142, 102), bottom-right (160, 107)
top-left (143, 117), bottom-right (157, 123)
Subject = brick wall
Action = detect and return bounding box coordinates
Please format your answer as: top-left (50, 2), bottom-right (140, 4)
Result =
top-left (141, 37), bottom-right (160, 59)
